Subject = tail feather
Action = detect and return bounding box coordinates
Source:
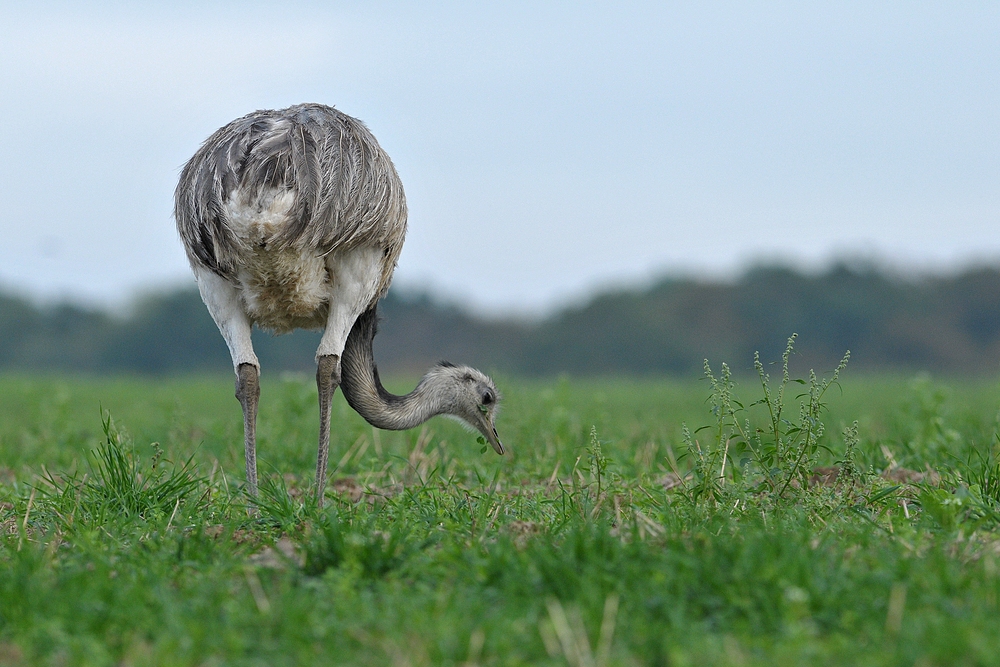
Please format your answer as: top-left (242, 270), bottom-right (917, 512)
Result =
top-left (174, 104), bottom-right (407, 282)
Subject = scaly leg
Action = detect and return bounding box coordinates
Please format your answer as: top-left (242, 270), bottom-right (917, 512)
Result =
top-left (314, 247), bottom-right (384, 506)
top-left (236, 362), bottom-right (260, 499)
top-left (315, 354), bottom-right (341, 506)
top-left (193, 268), bottom-right (260, 503)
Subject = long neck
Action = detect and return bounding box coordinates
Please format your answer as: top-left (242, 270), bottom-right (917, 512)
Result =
top-left (339, 307), bottom-right (443, 430)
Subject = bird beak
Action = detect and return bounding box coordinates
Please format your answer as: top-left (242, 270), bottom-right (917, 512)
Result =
top-left (482, 424), bottom-right (505, 455)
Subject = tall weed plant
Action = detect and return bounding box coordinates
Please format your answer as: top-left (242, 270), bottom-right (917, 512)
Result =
top-left (686, 334), bottom-right (850, 502)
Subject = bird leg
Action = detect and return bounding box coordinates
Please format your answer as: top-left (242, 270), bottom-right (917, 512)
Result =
top-left (235, 362), bottom-right (260, 503)
top-left (315, 353), bottom-right (341, 506)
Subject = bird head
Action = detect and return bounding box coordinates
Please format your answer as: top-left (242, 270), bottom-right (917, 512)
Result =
top-left (428, 363), bottom-right (504, 455)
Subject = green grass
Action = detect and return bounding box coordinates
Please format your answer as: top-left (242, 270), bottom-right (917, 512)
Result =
top-left (4, 355), bottom-right (1000, 665)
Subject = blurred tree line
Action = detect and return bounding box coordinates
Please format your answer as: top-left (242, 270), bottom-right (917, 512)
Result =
top-left (4, 262), bottom-right (1000, 377)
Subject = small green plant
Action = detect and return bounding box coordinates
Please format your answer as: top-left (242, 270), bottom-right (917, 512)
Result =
top-left (682, 421), bottom-right (725, 504)
top-left (303, 510), bottom-right (416, 579)
top-left (972, 437), bottom-right (1000, 506)
top-left (921, 435), bottom-right (1000, 530)
top-left (588, 426), bottom-right (608, 502)
top-left (303, 509), bottom-right (345, 575)
top-left (837, 421), bottom-right (864, 486)
top-left (694, 335), bottom-right (850, 497)
top-left (39, 411), bottom-right (203, 528)
top-left (256, 473), bottom-right (309, 532)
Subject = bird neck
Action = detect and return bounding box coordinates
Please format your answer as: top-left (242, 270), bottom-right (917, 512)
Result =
top-left (339, 307), bottom-right (445, 431)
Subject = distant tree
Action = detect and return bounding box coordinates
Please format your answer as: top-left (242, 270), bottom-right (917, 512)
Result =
top-left (4, 263), bottom-right (1000, 375)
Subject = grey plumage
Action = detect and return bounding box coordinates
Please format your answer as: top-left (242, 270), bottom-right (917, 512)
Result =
top-left (175, 103), bottom-right (406, 298)
top-left (173, 103), bottom-right (504, 506)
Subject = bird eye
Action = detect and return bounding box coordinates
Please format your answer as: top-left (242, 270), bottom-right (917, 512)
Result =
top-left (482, 390), bottom-right (494, 405)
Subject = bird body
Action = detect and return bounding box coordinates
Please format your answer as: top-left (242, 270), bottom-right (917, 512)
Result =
top-left (174, 103), bottom-right (503, 506)
top-left (177, 103), bottom-right (405, 339)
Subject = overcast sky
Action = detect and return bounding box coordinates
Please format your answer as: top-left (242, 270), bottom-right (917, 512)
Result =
top-left (1, 2), bottom-right (997, 314)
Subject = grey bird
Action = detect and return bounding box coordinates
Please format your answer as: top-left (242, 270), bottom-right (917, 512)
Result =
top-left (174, 103), bottom-right (504, 505)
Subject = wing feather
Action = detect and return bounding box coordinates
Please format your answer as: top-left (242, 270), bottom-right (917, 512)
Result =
top-left (174, 103), bottom-right (407, 292)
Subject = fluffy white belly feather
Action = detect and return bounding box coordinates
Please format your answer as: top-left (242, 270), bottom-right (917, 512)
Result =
top-left (237, 249), bottom-right (330, 333)
top-left (224, 190), bottom-right (331, 333)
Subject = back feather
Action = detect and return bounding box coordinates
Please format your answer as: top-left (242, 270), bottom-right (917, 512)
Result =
top-left (174, 104), bottom-right (407, 284)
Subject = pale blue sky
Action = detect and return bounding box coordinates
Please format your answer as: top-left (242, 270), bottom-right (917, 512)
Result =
top-left (1, 2), bottom-right (997, 314)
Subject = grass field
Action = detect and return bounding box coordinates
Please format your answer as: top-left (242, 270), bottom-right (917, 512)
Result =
top-left (4, 349), bottom-right (1000, 665)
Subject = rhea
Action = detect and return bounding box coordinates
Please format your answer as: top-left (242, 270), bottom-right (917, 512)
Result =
top-left (174, 103), bottom-right (504, 505)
